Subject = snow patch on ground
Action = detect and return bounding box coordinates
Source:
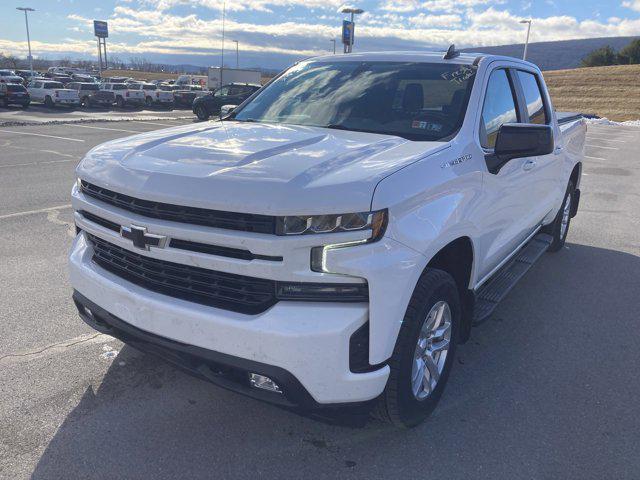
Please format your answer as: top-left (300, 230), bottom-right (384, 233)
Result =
top-left (0, 115), bottom-right (195, 128)
top-left (586, 117), bottom-right (640, 127)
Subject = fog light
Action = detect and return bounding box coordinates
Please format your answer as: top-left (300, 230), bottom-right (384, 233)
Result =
top-left (249, 373), bottom-right (283, 394)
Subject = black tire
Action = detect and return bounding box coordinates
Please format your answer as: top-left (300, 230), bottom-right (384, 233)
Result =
top-left (44, 96), bottom-right (54, 108)
top-left (81, 96), bottom-right (91, 108)
top-left (1, 98), bottom-right (8, 108)
top-left (145, 96), bottom-right (153, 107)
top-left (543, 180), bottom-right (575, 253)
top-left (195, 105), bottom-right (210, 121)
top-left (373, 268), bottom-right (461, 427)
top-left (116, 96), bottom-right (125, 109)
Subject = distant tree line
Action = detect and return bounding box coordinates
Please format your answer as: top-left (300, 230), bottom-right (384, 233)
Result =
top-left (582, 39), bottom-right (640, 67)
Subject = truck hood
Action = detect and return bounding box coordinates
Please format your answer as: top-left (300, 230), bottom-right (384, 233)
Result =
top-left (77, 121), bottom-right (448, 215)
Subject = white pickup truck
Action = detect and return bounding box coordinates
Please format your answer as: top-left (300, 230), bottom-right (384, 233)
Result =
top-left (128, 83), bottom-right (174, 108)
top-left (100, 83), bottom-right (145, 108)
top-left (27, 80), bottom-right (80, 108)
top-left (70, 50), bottom-right (585, 427)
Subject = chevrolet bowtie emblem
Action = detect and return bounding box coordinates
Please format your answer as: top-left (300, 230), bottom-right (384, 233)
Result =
top-left (120, 225), bottom-right (167, 250)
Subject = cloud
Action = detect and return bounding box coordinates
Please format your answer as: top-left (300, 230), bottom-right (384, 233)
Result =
top-left (622, 0), bottom-right (640, 12)
top-left (408, 14), bottom-right (462, 28)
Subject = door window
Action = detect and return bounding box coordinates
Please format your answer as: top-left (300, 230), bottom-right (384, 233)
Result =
top-left (517, 70), bottom-right (548, 124)
top-left (215, 86), bottom-right (230, 97)
top-left (480, 69), bottom-right (519, 149)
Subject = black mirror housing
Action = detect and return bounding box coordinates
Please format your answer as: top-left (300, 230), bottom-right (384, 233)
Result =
top-left (494, 123), bottom-right (554, 162)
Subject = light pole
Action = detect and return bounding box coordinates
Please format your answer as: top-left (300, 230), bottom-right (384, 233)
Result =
top-left (520, 19), bottom-right (532, 61)
top-left (16, 7), bottom-right (35, 76)
top-left (340, 7), bottom-right (363, 54)
top-left (330, 38), bottom-right (336, 54)
top-left (232, 40), bottom-right (239, 68)
top-left (220, 0), bottom-right (226, 87)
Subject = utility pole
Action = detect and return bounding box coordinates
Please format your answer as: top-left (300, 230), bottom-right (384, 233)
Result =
top-left (520, 19), bottom-right (532, 61)
top-left (330, 38), bottom-right (336, 54)
top-left (16, 7), bottom-right (35, 76)
top-left (220, 0), bottom-right (226, 87)
top-left (232, 39), bottom-right (239, 68)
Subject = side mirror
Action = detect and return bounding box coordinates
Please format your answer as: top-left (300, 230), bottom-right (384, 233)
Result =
top-left (219, 104), bottom-right (237, 118)
top-left (487, 123), bottom-right (554, 173)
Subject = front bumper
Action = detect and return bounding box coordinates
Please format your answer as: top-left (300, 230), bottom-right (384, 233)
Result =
top-left (69, 233), bottom-right (389, 405)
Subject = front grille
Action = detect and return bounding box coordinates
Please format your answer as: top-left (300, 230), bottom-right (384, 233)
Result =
top-left (80, 181), bottom-right (276, 234)
top-left (87, 233), bottom-right (277, 314)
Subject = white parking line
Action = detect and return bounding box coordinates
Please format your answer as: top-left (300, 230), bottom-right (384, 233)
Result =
top-left (132, 120), bottom-right (179, 127)
top-left (584, 155), bottom-right (606, 161)
top-left (0, 158), bottom-right (76, 169)
top-left (585, 144), bottom-right (619, 150)
top-left (0, 130), bottom-right (84, 142)
top-left (0, 204), bottom-right (72, 220)
top-left (586, 137), bottom-right (627, 143)
top-left (73, 124), bottom-right (145, 133)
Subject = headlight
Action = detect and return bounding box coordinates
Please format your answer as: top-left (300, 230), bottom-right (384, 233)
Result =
top-left (276, 209), bottom-right (387, 239)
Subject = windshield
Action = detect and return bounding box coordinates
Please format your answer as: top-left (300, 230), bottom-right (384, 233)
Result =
top-left (81, 83), bottom-right (99, 90)
top-left (234, 61), bottom-right (476, 141)
top-left (112, 84), bottom-right (127, 90)
top-left (45, 82), bottom-right (64, 89)
top-left (8, 84), bottom-right (27, 92)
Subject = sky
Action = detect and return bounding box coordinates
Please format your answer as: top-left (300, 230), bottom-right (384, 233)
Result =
top-left (1, 0), bottom-right (639, 70)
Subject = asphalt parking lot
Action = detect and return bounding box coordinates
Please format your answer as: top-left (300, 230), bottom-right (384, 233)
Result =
top-left (1, 117), bottom-right (639, 479)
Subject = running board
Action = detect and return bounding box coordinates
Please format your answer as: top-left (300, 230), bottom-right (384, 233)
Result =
top-left (473, 233), bottom-right (553, 325)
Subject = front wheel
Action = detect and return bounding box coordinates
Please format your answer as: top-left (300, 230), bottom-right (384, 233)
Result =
top-left (195, 105), bottom-right (209, 121)
top-left (145, 96), bottom-right (153, 107)
top-left (44, 96), bottom-right (54, 108)
top-left (373, 269), bottom-right (461, 427)
top-left (543, 180), bottom-right (574, 252)
top-left (116, 96), bottom-right (125, 109)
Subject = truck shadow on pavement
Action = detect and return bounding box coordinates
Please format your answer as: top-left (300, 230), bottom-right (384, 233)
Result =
top-left (30, 242), bottom-right (640, 480)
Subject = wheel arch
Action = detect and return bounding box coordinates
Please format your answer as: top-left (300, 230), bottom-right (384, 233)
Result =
top-left (423, 236), bottom-right (475, 342)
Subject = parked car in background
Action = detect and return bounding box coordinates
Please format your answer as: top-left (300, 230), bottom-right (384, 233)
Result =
top-left (128, 83), bottom-right (174, 108)
top-left (51, 74), bottom-right (73, 85)
top-left (103, 76), bottom-right (132, 84)
top-left (192, 83), bottom-right (260, 120)
top-left (27, 80), bottom-right (79, 108)
top-left (172, 85), bottom-right (208, 107)
top-left (71, 73), bottom-right (97, 83)
top-left (15, 70), bottom-right (43, 83)
top-left (100, 83), bottom-right (145, 108)
top-left (0, 83), bottom-right (30, 108)
top-left (67, 82), bottom-right (114, 108)
top-left (0, 70), bottom-right (25, 85)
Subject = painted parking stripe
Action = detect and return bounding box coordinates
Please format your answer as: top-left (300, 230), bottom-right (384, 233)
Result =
top-left (585, 144), bottom-right (619, 150)
top-left (584, 155), bottom-right (605, 161)
top-left (0, 204), bottom-right (72, 220)
top-left (0, 130), bottom-right (84, 142)
top-left (72, 124), bottom-right (145, 133)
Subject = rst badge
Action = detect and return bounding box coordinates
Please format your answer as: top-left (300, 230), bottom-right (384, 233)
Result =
top-left (441, 154), bottom-right (472, 169)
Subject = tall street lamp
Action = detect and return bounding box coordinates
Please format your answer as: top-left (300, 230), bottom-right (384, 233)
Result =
top-left (340, 7), bottom-right (363, 54)
top-left (520, 19), bottom-right (532, 61)
top-left (330, 38), bottom-right (336, 54)
top-left (232, 39), bottom-right (239, 68)
top-left (16, 7), bottom-right (35, 76)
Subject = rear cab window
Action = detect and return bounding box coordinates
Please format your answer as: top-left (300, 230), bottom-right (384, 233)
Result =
top-left (480, 69), bottom-right (519, 149)
top-left (516, 70), bottom-right (548, 125)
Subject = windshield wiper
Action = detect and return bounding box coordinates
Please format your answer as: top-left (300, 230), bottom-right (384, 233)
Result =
top-left (323, 124), bottom-right (380, 135)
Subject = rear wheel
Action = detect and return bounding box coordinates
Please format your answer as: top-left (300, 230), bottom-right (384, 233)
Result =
top-left (145, 96), bottom-right (153, 107)
top-left (543, 180), bottom-right (575, 252)
top-left (116, 96), bottom-right (125, 109)
top-left (44, 96), bottom-right (54, 108)
top-left (81, 96), bottom-right (91, 108)
top-left (373, 269), bottom-right (460, 427)
top-left (195, 105), bottom-right (210, 121)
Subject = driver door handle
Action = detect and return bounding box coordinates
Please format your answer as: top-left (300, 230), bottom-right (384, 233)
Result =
top-left (522, 160), bottom-right (537, 171)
